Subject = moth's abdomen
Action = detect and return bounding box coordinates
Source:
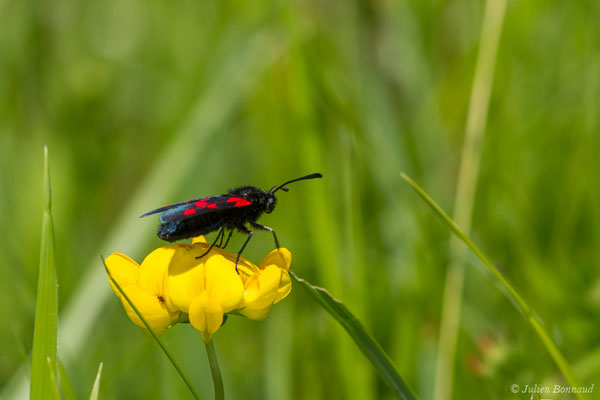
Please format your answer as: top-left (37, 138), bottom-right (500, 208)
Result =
top-left (157, 208), bottom-right (250, 242)
top-left (158, 216), bottom-right (223, 242)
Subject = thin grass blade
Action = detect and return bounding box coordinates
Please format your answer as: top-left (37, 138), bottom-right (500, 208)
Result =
top-left (57, 359), bottom-right (79, 400)
top-left (290, 272), bottom-right (418, 400)
top-left (434, 0), bottom-right (507, 398)
top-left (46, 357), bottom-right (61, 400)
top-left (88, 362), bottom-right (103, 400)
top-left (30, 146), bottom-right (59, 400)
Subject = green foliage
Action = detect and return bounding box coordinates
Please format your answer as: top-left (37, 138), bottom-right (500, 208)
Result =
top-left (1, 0), bottom-right (599, 398)
top-left (402, 173), bottom-right (583, 398)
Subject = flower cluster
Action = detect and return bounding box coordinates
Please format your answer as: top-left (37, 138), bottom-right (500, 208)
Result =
top-left (105, 237), bottom-right (292, 342)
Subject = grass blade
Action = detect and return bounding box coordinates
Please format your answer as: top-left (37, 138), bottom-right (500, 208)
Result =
top-left (433, 0), bottom-right (507, 398)
top-left (46, 357), bottom-right (61, 400)
top-left (401, 173), bottom-right (585, 399)
top-left (88, 363), bottom-right (103, 400)
top-left (30, 146), bottom-right (59, 400)
top-left (57, 359), bottom-right (79, 400)
top-left (290, 272), bottom-right (418, 400)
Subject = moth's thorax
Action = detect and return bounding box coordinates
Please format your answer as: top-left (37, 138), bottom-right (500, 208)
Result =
top-left (228, 185), bottom-right (278, 213)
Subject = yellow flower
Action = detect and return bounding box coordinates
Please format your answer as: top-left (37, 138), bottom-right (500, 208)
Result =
top-left (105, 236), bottom-right (293, 342)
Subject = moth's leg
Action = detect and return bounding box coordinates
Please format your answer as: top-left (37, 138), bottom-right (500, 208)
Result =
top-left (221, 229), bottom-right (234, 250)
top-left (217, 230), bottom-right (225, 248)
top-left (196, 226), bottom-right (224, 259)
top-left (234, 226), bottom-right (254, 273)
top-left (250, 222), bottom-right (280, 248)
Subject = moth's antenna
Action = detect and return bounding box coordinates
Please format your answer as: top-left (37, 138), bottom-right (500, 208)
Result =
top-left (269, 173), bottom-right (323, 194)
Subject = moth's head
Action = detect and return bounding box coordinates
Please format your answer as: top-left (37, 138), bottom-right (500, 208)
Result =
top-left (265, 192), bottom-right (277, 214)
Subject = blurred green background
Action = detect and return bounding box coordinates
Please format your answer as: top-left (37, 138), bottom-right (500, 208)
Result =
top-left (1, 0), bottom-right (599, 398)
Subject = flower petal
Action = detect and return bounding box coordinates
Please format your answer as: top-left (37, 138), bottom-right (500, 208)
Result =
top-left (241, 265), bottom-right (286, 320)
top-left (257, 248), bottom-right (292, 304)
top-left (192, 236), bottom-right (207, 244)
top-left (138, 244), bottom-right (193, 311)
top-left (189, 293), bottom-right (224, 342)
top-left (166, 247), bottom-right (244, 313)
top-left (139, 245), bottom-right (191, 291)
top-left (105, 253), bottom-right (140, 294)
top-left (258, 248), bottom-right (292, 272)
top-left (274, 270), bottom-right (292, 304)
top-left (204, 252), bottom-right (245, 312)
top-left (119, 284), bottom-right (179, 335)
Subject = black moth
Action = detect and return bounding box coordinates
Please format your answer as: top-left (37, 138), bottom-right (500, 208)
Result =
top-left (140, 173), bottom-right (323, 269)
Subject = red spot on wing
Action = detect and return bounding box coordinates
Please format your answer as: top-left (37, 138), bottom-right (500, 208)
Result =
top-left (207, 203), bottom-right (217, 209)
top-left (194, 200), bottom-right (208, 208)
top-left (184, 208), bottom-right (196, 216)
top-left (227, 197), bottom-right (252, 207)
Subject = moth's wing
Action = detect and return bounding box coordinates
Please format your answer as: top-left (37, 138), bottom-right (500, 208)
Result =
top-left (157, 194), bottom-right (253, 223)
top-left (139, 198), bottom-right (202, 218)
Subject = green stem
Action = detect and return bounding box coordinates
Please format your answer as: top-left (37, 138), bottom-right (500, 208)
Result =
top-left (205, 340), bottom-right (224, 400)
top-left (102, 257), bottom-right (202, 400)
top-left (401, 173), bottom-right (584, 399)
top-left (434, 0), bottom-right (507, 399)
